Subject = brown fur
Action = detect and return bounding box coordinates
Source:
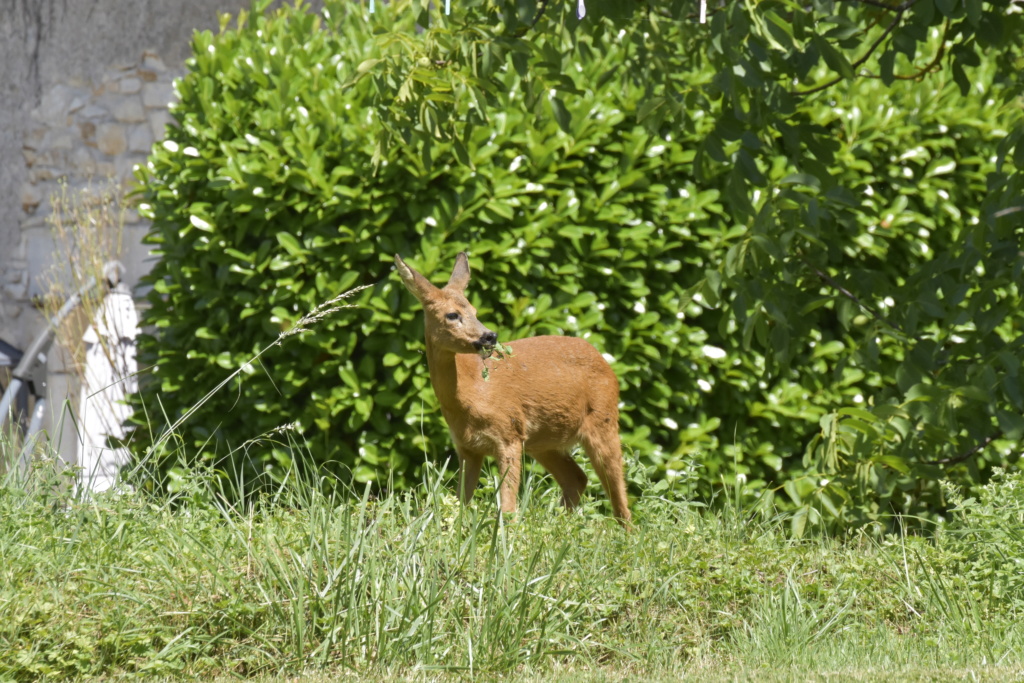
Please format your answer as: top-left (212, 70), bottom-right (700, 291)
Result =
top-left (395, 252), bottom-right (632, 528)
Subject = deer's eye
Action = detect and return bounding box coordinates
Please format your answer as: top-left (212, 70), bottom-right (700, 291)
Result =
top-left (445, 312), bottom-right (461, 321)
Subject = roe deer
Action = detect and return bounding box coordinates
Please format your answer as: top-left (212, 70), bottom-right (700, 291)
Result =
top-left (395, 252), bottom-right (631, 527)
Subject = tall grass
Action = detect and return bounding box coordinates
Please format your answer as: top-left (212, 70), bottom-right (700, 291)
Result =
top-left (3, 433), bottom-right (1024, 680)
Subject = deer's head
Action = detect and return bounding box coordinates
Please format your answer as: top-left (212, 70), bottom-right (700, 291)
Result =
top-left (395, 252), bottom-right (498, 356)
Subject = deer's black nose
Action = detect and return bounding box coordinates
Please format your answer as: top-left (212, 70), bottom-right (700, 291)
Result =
top-left (480, 331), bottom-right (497, 347)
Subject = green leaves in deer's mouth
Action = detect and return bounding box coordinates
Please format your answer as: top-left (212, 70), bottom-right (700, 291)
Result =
top-left (480, 342), bottom-right (514, 381)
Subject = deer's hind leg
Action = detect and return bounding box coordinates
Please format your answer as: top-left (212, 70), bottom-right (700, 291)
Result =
top-left (533, 449), bottom-right (589, 510)
top-left (580, 413), bottom-right (632, 527)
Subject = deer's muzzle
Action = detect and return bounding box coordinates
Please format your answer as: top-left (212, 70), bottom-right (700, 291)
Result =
top-left (474, 330), bottom-right (498, 356)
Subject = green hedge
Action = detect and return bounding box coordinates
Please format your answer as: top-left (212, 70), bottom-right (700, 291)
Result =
top-left (130, 0), bottom-right (1023, 528)
top-left (131, 1), bottom-right (717, 491)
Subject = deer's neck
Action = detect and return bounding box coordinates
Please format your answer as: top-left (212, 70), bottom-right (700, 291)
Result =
top-left (424, 338), bottom-right (466, 411)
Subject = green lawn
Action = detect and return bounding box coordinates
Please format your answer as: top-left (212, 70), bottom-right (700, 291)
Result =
top-left (2, 459), bottom-right (1022, 680)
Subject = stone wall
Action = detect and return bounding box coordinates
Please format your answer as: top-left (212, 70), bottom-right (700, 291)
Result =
top-left (20, 51), bottom-right (177, 301)
top-left (0, 0), bottom-right (256, 466)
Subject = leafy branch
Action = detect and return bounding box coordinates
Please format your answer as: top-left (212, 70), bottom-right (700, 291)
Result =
top-left (513, 0), bottom-right (550, 36)
top-left (838, 0), bottom-right (920, 11)
top-left (792, 0), bottom-right (919, 96)
top-left (862, 19), bottom-right (952, 82)
top-left (799, 256), bottom-right (909, 340)
top-left (924, 431), bottom-right (1002, 466)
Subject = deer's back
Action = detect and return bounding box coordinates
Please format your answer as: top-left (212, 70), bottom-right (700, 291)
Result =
top-left (450, 335), bottom-right (619, 451)
top-left (492, 335), bottom-right (617, 390)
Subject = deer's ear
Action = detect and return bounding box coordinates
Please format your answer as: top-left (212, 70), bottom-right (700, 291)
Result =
top-left (395, 254), bottom-right (435, 301)
top-left (445, 252), bottom-right (471, 293)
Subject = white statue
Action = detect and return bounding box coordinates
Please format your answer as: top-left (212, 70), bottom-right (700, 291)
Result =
top-left (78, 265), bottom-right (138, 493)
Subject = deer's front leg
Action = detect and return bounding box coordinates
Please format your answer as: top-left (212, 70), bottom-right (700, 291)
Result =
top-left (495, 445), bottom-right (523, 515)
top-left (456, 450), bottom-right (484, 505)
